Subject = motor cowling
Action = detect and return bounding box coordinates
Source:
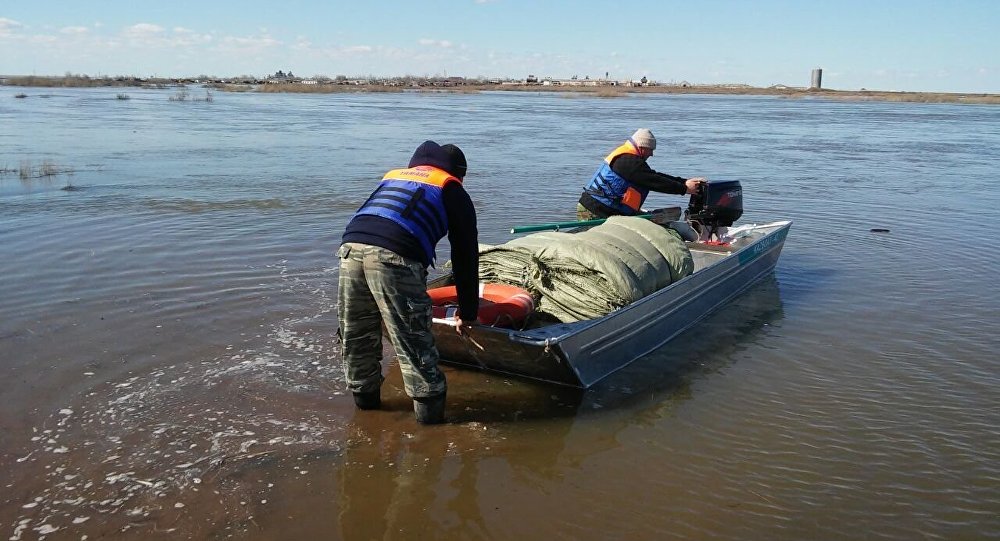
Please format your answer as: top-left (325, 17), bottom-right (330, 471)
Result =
top-left (685, 180), bottom-right (743, 228)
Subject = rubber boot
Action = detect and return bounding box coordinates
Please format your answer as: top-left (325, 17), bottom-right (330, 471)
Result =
top-left (353, 390), bottom-right (381, 410)
top-left (413, 393), bottom-right (446, 425)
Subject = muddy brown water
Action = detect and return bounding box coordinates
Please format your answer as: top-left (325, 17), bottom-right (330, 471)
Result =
top-left (2, 87), bottom-right (998, 539)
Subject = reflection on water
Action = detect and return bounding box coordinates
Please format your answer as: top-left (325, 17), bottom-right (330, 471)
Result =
top-left (581, 275), bottom-right (785, 410)
top-left (144, 198), bottom-right (289, 212)
top-left (2, 87), bottom-right (999, 540)
top-left (325, 278), bottom-right (784, 541)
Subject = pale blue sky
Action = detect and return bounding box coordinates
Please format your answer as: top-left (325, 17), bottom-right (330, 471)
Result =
top-left (2, 0), bottom-right (997, 92)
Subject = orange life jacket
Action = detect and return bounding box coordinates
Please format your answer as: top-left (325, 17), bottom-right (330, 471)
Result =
top-left (583, 140), bottom-right (648, 214)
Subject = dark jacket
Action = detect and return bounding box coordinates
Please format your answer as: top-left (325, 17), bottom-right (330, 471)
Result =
top-left (579, 154), bottom-right (688, 218)
top-left (343, 142), bottom-right (479, 320)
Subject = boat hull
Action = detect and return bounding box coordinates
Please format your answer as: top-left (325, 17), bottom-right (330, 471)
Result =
top-left (431, 220), bottom-right (791, 388)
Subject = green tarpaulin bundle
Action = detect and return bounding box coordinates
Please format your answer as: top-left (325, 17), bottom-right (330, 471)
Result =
top-left (478, 216), bottom-right (694, 322)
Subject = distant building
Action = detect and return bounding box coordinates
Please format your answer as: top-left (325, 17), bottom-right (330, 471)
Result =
top-left (811, 68), bottom-right (823, 89)
top-left (267, 70), bottom-right (300, 83)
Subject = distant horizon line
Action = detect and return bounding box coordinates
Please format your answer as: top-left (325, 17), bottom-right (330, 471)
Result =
top-left (1, 72), bottom-right (728, 83)
top-left (2, 72), bottom-right (996, 97)
top-left (0, 72), bottom-right (803, 90)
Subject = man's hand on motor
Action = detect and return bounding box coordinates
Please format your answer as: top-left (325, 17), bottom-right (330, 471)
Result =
top-left (685, 177), bottom-right (706, 195)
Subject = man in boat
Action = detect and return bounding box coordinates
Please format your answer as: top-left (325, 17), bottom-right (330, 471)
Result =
top-left (337, 140), bottom-right (479, 425)
top-left (577, 128), bottom-right (706, 220)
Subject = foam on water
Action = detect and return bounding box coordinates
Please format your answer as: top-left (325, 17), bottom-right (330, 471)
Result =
top-left (5, 257), bottom-right (350, 538)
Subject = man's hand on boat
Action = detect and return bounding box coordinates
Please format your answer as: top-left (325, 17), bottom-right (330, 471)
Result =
top-left (454, 317), bottom-right (479, 335)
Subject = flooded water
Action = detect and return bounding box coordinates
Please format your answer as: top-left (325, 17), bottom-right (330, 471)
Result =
top-left (2, 87), bottom-right (999, 540)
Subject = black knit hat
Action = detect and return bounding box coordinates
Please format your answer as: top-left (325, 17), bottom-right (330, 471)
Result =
top-left (408, 140), bottom-right (444, 168)
top-left (408, 140), bottom-right (467, 179)
top-left (441, 144), bottom-right (467, 179)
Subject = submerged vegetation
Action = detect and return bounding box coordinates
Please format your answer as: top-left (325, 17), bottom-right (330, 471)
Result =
top-left (5, 74), bottom-right (154, 88)
top-left (0, 160), bottom-right (75, 181)
top-left (168, 89), bottom-right (213, 102)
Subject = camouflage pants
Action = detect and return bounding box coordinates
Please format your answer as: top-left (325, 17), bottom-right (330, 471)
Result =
top-left (576, 203), bottom-right (597, 221)
top-left (336, 242), bottom-right (445, 398)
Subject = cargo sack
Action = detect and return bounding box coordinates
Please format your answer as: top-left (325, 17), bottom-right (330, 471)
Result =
top-left (477, 217), bottom-right (694, 322)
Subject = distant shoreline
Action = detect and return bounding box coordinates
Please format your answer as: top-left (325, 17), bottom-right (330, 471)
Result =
top-left (3, 75), bottom-right (998, 105)
top-left (250, 83), bottom-right (1000, 104)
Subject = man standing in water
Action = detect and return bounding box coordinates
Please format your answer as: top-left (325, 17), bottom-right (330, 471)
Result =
top-left (577, 128), bottom-right (706, 220)
top-left (337, 140), bottom-right (479, 424)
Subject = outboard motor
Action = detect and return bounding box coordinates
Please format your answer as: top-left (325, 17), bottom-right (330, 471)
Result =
top-left (685, 180), bottom-right (743, 240)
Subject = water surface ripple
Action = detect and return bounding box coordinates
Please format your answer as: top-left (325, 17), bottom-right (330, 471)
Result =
top-left (1, 87), bottom-right (998, 540)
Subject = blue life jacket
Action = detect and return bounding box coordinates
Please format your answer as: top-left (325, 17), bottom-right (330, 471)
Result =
top-left (353, 166), bottom-right (459, 263)
top-left (582, 140), bottom-right (648, 215)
